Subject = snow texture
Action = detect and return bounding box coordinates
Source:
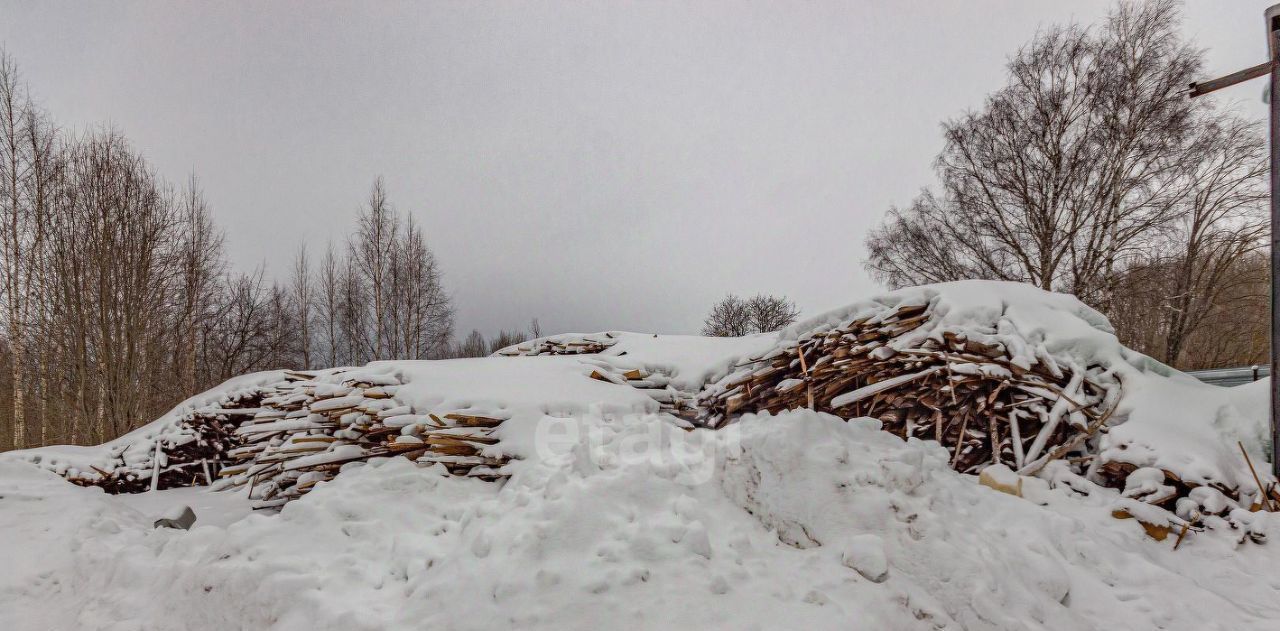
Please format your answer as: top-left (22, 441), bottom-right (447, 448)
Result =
top-left (2, 280), bottom-right (1277, 630)
top-left (4, 412), bottom-right (1280, 630)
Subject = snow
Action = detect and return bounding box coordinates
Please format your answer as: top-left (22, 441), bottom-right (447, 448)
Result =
top-left (5, 411), bottom-right (1280, 630)
top-left (364, 357), bottom-right (665, 458)
top-left (3, 370), bottom-right (288, 480)
top-left (1100, 375), bottom-right (1268, 491)
top-left (839, 534), bottom-right (889, 583)
top-left (497, 331), bottom-right (776, 393)
top-left (738, 280), bottom-right (1271, 494)
top-left (3, 280), bottom-right (1280, 629)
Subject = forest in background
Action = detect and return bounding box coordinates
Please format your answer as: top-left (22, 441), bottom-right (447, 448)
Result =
top-left (0, 52), bottom-right (542, 450)
top-left (1, 0), bottom-right (1274, 451)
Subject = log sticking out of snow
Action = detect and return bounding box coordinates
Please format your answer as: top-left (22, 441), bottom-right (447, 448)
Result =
top-left (830, 366), bottom-right (943, 408)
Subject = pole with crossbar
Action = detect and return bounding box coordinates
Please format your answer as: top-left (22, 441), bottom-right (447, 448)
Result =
top-left (1189, 4), bottom-right (1280, 477)
top-left (1268, 6), bottom-right (1280, 480)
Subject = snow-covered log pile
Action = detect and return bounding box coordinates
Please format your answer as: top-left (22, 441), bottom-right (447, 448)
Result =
top-left (697, 281), bottom-right (1275, 539)
top-left (494, 332), bottom-right (618, 356)
top-left (8, 284), bottom-right (1280, 629)
top-left (210, 369), bottom-right (507, 507)
top-left (6, 373), bottom-right (283, 494)
top-left (8, 367), bottom-right (511, 507)
top-left (580, 360), bottom-right (695, 418)
top-left (6, 281), bottom-right (1274, 542)
top-left (696, 299), bottom-right (1119, 476)
top-left (61, 389), bottom-right (266, 494)
top-left (494, 332), bottom-right (778, 422)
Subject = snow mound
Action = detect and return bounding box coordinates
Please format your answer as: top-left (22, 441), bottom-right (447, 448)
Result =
top-left (5, 411), bottom-right (1280, 630)
top-left (496, 330), bottom-right (777, 393)
top-left (3, 280), bottom-right (1277, 629)
top-left (703, 280), bottom-right (1271, 508)
top-left (7, 280), bottom-right (1270, 532)
top-left (3, 370), bottom-right (287, 481)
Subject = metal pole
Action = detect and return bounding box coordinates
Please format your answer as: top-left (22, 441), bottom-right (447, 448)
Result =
top-left (1269, 6), bottom-right (1280, 477)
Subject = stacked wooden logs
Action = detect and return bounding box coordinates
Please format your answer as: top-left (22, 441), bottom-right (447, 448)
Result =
top-left (60, 369), bottom-right (509, 508)
top-left (212, 370), bottom-right (507, 507)
top-left (495, 333), bottom-right (617, 356)
top-left (696, 301), bottom-right (1117, 476)
top-left (65, 390), bottom-right (266, 494)
top-left (580, 359), bottom-right (698, 422)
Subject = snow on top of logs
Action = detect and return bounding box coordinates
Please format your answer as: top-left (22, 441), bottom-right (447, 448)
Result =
top-left (309, 395), bottom-right (366, 413)
top-left (3, 280), bottom-right (1270, 525)
top-left (698, 280), bottom-right (1267, 497)
top-left (776, 281), bottom-right (1124, 368)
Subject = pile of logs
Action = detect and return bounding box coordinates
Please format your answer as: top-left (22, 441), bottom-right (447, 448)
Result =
top-left (50, 300), bottom-right (1273, 542)
top-left (63, 369), bottom-right (508, 508)
top-left (580, 359), bottom-right (698, 422)
top-left (68, 390), bottom-right (266, 494)
top-left (696, 301), bottom-right (1118, 476)
top-left (691, 299), bottom-right (1280, 541)
top-left (211, 370), bottom-right (507, 507)
top-left (495, 333), bottom-right (617, 357)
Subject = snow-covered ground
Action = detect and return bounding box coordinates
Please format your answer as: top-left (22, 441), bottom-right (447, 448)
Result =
top-left (2, 280), bottom-right (1278, 630)
top-left (4, 410), bottom-right (1280, 630)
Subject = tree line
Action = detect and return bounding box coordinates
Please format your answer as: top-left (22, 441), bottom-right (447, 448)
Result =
top-left (3, 1), bottom-right (1270, 449)
top-left (0, 53), bottom-right (470, 450)
top-left (864, 0), bottom-right (1269, 370)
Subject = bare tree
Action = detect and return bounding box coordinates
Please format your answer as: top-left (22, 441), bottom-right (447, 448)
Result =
top-left (0, 52), bottom-right (54, 448)
top-left (340, 179), bottom-right (453, 362)
top-left (488, 329), bottom-right (527, 354)
top-left (351, 177), bottom-right (396, 358)
top-left (339, 254), bottom-right (365, 365)
top-left (866, 0), bottom-right (1211, 304)
top-left (204, 269), bottom-right (271, 380)
top-left (703, 293), bottom-right (798, 336)
top-left (456, 329), bottom-right (488, 358)
top-left (264, 282), bottom-right (296, 367)
top-left (291, 244), bottom-right (314, 370)
top-left (0, 53), bottom-right (469, 450)
top-left (1154, 115), bottom-right (1266, 364)
top-left (747, 294), bottom-right (800, 332)
top-left (388, 214), bottom-right (452, 358)
top-left (318, 241), bottom-right (342, 367)
top-left (1110, 251), bottom-right (1268, 369)
top-left (1178, 253), bottom-right (1268, 369)
top-left (702, 294), bottom-right (753, 337)
top-left (175, 175), bottom-right (223, 394)
top-left (44, 130), bottom-right (181, 440)
top-left (863, 1), bottom-right (1268, 368)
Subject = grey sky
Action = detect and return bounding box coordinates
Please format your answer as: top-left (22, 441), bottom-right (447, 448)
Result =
top-left (1, 1), bottom-right (1273, 338)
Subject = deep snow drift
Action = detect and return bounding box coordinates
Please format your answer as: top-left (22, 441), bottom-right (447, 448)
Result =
top-left (5, 411), bottom-right (1280, 630)
top-left (2, 280), bottom-right (1277, 630)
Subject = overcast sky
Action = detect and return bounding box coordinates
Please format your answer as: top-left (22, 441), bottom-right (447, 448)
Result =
top-left (1, 1), bottom-right (1274, 338)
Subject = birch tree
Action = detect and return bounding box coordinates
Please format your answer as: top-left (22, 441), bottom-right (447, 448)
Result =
top-left (318, 242), bottom-right (342, 367)
top-left (291, 244), bottom-right (314, 370)
top-left (175, 175), bottom-right (223, 395)
top-left (0, 53), bottom-right (55, 448)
